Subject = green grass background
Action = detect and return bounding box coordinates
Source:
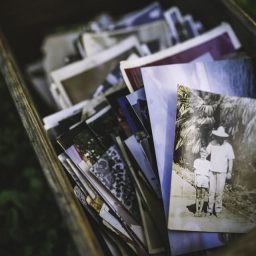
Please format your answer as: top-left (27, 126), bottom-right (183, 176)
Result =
top-left (0, 73), bottom-right (78, 256)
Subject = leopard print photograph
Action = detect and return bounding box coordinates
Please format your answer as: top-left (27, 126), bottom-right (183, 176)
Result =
top-left (90, 145), bottom-right (140, 221)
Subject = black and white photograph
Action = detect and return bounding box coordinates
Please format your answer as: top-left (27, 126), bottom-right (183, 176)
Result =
top-left (90, 144), bottom-right (140, 221)
top-left (168, 86), bottom-right (256, 233)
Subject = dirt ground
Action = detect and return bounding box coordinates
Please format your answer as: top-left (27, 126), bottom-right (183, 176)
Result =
top-left (168, 164), bottom-right (256, 232)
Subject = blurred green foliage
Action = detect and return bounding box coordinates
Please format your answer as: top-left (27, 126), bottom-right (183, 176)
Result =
top-left (236, 0), bottom-right (256, 19)
top-left (0, 73), bottom-right (78, 256)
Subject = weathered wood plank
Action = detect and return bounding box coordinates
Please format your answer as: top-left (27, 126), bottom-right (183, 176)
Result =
top-left (0, 30), bottom-right (104, 256)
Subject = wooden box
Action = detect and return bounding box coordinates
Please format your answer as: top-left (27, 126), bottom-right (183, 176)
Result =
top-left (0, 0), bottom-right (255, 255)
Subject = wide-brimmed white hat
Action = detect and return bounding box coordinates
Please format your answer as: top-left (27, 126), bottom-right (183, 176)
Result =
top-left (212, 126), bottom-right (229, 137)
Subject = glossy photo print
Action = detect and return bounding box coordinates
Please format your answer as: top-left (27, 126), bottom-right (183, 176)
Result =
top-left (169, 86), bottom-right (256, 233)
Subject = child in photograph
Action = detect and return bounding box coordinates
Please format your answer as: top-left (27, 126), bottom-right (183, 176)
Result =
top-left (193, 148), bottom-right (211, 217)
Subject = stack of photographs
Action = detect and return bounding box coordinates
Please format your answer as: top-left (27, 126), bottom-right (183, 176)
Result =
top-left (27, 1), bottom-right (256, 255)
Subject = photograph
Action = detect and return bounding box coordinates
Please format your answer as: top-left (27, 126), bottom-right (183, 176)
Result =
top-left (57, 122), bottom-right (106, 170)
top-left (43, 100), bottom-right (88, 131)
top-left (117, 95), bottom-right (143, 134)
top-left (141, 57), bottom-right (256, 217)
top-left (113, 2), bottom-right (164, 29)
top-left (136, 194), bottom-right (166, 255)
top-left (99, 203), bottom-right (132, 242)
top-left (116, 137), bottom-right (169, 255)
top-left (58, 152), bottom-right (85, 191)
top-left (121, 22), bottom-right (240, 91)
top-left (164, 6), bottom-right (189, 43)
top-left (80, 93), bottom-right (109, 121)
top-left (169, 86), bottom-right (256, 233)
top-left (42, 29), bottom-right (81, 77)
top-left (183, 15), bottom-right (199, 38)
top-left (105, 86), bottom-right (132, 137)
top-left (90, 144), bottom-right (140, 221)
top-left (64, 153), bottom-right (147, 251)
top-left (126, 88), bottom-right (152, 135)
top-left (86, 105), bottom-right (125, 148)
top-left (125, 135), bottom-right (161, 198)
top-left (92, 63), bottom-right (123, 97)
top-left (51, 36), bottom-right (143, 107)
top-left (82, 20), bottom-right (171, 57)
top-left (141, 57), bottom-right (256, 255)
top-left (126, 88), bottom-right (159, 172)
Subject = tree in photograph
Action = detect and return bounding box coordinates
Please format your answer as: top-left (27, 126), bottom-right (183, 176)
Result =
top-left (175, 85), bottom-right (256, 189)
top-left (219, 97), bottom-right (256, 189)
top-left (175, 85), bottom-right (218, 166)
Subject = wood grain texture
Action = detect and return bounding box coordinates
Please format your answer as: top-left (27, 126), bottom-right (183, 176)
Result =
top-left (0, 31), bottom-right (104, 256)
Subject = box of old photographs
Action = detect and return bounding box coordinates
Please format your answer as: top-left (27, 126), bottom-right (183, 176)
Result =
top-left (1, 0), bottom-right (256, 255)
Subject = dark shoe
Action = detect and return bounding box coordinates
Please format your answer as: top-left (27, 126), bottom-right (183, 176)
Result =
top-left (206, 212), bottom-right (212, 217)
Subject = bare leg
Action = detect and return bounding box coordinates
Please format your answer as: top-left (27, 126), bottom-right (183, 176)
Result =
top-left (195, 188), bottom-right (200, 216)
top-left (199, 188), bottom-right (206, 216)
top-left (195, 199), bottom-right (199, 216)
